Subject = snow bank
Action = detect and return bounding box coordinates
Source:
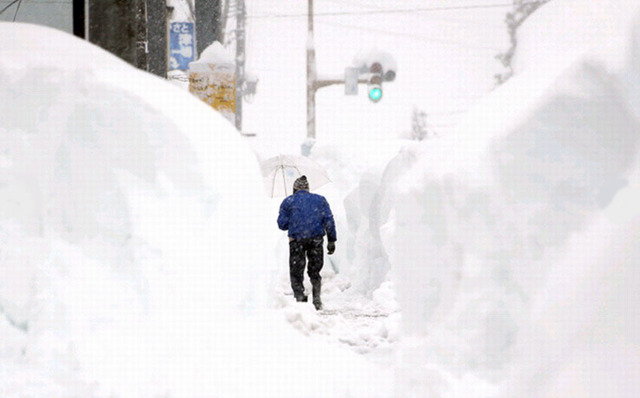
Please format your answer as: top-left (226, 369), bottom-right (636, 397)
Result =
top-left (514, 0), bottom-right (639, 75)
top-left (0, 23), bottom-right (390, 397)
top-left (360, 2), bottom-right (640, 396)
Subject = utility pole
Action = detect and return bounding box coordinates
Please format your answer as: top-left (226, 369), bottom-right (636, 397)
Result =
top-left (305, 0), bottom-right (352, 143)
top-left (234, 0), bottom-right (246, 131)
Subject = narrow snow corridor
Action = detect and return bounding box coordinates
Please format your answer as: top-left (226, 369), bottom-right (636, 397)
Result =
top-left (3, 1), bottom-right (640, 396)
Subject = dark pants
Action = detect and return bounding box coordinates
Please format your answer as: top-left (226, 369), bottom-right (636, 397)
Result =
top-left (289, 236), bottom-right (324, 302)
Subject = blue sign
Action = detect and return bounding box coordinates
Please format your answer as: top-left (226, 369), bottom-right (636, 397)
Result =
top-left (169, 22), bottom-right (195, 71)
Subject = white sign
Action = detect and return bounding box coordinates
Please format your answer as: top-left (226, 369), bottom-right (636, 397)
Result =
top-left (345, 67), bottom-right (359, 95)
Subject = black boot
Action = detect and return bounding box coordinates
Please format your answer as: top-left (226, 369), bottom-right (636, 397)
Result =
top-left (312, 281), bottom-right (322, 310)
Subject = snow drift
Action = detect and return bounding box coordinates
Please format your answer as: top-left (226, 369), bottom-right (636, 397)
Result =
top-left (361, 0), bottom-right (640, 396)
top-left (0, 23), bottom-right (390, 397)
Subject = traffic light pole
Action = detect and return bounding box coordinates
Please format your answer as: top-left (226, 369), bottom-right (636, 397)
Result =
top-left (306, 0), bottom-right (370, 143)
top-left (307, 0), bottom-right (345, 140)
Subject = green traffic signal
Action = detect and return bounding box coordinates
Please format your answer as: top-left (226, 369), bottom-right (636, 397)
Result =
top-left (368, 87), bottom-right (382, 102)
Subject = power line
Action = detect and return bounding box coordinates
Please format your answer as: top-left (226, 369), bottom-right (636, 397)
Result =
top-left (12, 0), bottom-right (22, 21)
top-left (0, 0), bottom-right (18, 16)
top-left (428, 110), bottom-right (468, 116)
top-left (322, 0), bottom-right (387, 14)
top-left (323, 0), bottom-right (507, 27)
top-left (247, 2), bottom-right (543, 19)
top-left (0, 0), bottom-right (68, 3)
top-left (317, 19), bottom-right (504, 51)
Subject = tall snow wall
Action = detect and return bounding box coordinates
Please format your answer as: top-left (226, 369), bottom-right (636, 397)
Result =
top-left (371, 1), bottom-right (640, 396)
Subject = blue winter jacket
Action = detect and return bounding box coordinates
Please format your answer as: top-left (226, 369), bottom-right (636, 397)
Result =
top-left (278, 190), bottom-right (337, 242)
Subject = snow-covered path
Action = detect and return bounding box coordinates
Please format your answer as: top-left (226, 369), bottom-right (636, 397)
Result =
top-left (275, 265), bottom-right (401, 368)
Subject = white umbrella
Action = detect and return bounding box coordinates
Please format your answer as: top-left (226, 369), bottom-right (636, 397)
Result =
top-left (260, 154), bottom-right (331, 198)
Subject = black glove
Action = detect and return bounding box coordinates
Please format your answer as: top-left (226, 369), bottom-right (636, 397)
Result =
top-left (327, 241), bottom-right (336, 255)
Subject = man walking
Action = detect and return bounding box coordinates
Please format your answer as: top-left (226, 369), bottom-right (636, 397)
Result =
top-left (277, 175), bottom-right (336, 310)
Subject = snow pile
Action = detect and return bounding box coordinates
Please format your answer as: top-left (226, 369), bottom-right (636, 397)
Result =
top-left (363, 1), bottom-right (640, 396)
top-left (168, 0), bottom-right (194, 22)
top-left (189, 41), bottom-right (235, 72)
top-left (0, 23), bottom-right (390, 397)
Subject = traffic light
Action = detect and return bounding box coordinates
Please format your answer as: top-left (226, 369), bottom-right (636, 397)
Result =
top-left (383, 69), bottom-right (396, 82)
top-left (368, 62), bottom-right (383, 103)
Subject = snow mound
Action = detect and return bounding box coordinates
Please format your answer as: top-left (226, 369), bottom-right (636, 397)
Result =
top-left (0, 23), bottom-right (390, 397)
top-left (366, 3), bottom-right (640, 397)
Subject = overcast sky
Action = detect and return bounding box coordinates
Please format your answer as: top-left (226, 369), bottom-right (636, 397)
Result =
top-left (0, 0), bottom-right (72, 31)
top-left (243, 0), bottom-right (511, 143)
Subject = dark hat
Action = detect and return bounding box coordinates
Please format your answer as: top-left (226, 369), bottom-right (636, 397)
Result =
top-left (293, 175), bottom-right (309, 193)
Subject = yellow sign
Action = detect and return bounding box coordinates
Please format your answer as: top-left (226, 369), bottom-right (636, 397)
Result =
top-left (188, 65), bottom-right (235, 121)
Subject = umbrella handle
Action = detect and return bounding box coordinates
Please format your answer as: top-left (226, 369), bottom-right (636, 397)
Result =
top-left (281, 166), bottom-right (288, 196)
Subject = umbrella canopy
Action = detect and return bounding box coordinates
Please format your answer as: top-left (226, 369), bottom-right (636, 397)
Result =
top-left (260, 154), bottom-right (331, 198)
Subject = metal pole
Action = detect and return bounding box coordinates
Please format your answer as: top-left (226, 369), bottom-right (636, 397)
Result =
top-left (306, 0), bottom-right (316, 140)
top-left (84, 0), bottom-right (89, 39)
top-left (235, 0), bottom-right (246, 131)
